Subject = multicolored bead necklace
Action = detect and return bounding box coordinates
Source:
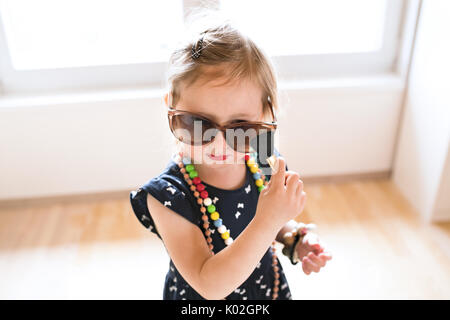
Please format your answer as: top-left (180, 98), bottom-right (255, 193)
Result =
top-left (175, 151), bottom-right (280, 300)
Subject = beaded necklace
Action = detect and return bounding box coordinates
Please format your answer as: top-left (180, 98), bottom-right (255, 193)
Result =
top-left (175, 151), bottom-right (280, 300)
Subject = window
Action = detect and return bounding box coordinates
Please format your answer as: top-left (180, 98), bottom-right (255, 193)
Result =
top-left (0, 0), bottom-right (183, 70)
top-left (0, 0), bottom-right (407, 95)
top-left (220, 0), bottom-right (388, 56)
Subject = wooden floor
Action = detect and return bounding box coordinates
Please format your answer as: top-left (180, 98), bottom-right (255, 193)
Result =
top-left (0, 178), bottom-right (449, 299)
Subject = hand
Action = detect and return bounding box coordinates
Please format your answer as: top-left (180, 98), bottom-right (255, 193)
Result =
top-left (255, 157), bottom-right (307, 231)
top-left (296, 232), bottom-right (332, 275)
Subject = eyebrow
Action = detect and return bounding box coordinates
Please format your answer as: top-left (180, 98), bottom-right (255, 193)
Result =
top-left (194, 110), bottom-right (253, 120)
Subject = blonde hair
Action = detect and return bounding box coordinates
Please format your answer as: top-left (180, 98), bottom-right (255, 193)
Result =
top-left (164, 9), bottom-right (280, 122)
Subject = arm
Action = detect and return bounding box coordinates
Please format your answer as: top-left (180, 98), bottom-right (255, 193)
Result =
top-left (147, 192), bottom-right (281, 300)
top-left (199, 216), bottom-right (280, 299)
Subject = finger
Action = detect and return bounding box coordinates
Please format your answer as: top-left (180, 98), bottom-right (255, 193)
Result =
top-left (270, 156), bottom-right (286, 189)
top-left (308, 252), bottom-right (325, 267)
top-left (286, 171), bottom-right (300, 194)
top-left (297, 190), bottom-right (307, 212)
top-left (304, 256), bottom-right (320, 273)
top-left (302, 258), bottom-right (311, 275)
top-left (284, 171), bottom-right (298, 184)
top-left (304, 258), bottom-right (319, 273)
top-left (319, 252), bottom-right (333, 261)
top-left (311, 243), bottom-right (323, 255)
top-left (296, 177), bottom-right (304, 194)
top-left (305, 234), bottom-right (323, 254)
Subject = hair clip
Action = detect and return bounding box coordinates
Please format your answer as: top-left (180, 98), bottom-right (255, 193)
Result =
top-left (191, 36), bottom-right (205, 60)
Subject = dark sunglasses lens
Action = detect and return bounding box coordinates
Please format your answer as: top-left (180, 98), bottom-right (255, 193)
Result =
top-left (171, 114), bottom-right (216, 145)
top-left (225, 124), bottom-right (268, 153)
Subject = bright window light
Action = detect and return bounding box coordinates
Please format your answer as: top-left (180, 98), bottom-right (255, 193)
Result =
top-left (219, 0), bottom-right (388, 56)
top-left (0, 0), bottom-right (184, 70)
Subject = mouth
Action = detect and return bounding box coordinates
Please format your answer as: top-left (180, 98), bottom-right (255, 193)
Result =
top-left (208, 153), bottom-right (228, 161)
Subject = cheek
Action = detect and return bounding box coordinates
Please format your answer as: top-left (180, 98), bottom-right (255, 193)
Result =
top-left (179, 144), bottom-right (207, 163)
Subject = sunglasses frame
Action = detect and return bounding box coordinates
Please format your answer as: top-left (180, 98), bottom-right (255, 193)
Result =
top-left (167, 99), bottom-right (277, 151)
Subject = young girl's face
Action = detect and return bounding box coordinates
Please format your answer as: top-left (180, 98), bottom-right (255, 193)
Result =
top-left (166, 69), bottom-right (265, 168)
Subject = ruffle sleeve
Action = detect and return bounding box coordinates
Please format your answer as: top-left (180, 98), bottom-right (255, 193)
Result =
top-left (129, 174), bottom-right (202, 241)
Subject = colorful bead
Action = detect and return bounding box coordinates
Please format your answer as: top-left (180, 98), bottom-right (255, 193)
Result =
top-left (250, 165), bottom-right (259, 173)
top-left (210, 212), bottom-right (220, 220)
top-left (221, 231), bottom-right (230, 240)
top-left (203, 198), bottom-right (212, 206)
top-left (258, 185), bottom-right (265, 192)
top-left (192, 177), bottom-right (201, 185)
top-left (213, 218), bottom-right (223, 227)
top-left (225, 237), bottom-right (233, 245)
top-left (217, 225), bottom-right (227, 234)
top-left (189, 170), bottom-right (198, 178)
top-left (244, 154), bottom-right (250, 161)
top-left (253, 172), bottom-right (261, 180)
top-left (185, 164), bottom-right (194, 172)
top-left (207, 204), bottom-right (216, 213)
top-left (196, 184), bottom-right (205, 191)
top-left (200, 190), bottom-right (209, 199)
top-left (246, 158), bottom-right (256, 166)
top-left (255, 179), bottom-right (263, 187)
top-left (182, 157), bottom-right (191, 165)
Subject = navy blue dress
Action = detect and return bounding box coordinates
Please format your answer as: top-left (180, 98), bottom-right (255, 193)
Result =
top-left (129, 149), bottom-right (293, 300)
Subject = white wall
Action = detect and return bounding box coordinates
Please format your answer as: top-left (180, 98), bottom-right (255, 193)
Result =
top-left (0, 75), bottom-right (403, 200)
top-left (393, 0), bottom-right (450, 222)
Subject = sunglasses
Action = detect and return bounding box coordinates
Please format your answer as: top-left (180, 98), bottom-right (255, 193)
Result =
top-left (167, 100), bottom-right (277, 154)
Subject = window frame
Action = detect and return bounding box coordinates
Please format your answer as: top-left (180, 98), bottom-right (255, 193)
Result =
top-left (0, 0), bottom-right (407, 95)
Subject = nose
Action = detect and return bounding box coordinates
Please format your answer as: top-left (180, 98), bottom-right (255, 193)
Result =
top-left (210, 130), bottom-right (230, 155)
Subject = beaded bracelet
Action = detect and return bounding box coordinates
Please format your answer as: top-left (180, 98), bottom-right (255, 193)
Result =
top-left (281, 222), bottom-right (316, 265)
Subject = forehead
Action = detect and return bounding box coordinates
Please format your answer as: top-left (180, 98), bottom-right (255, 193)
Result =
top-left (178, 68), bottom-right (264, 120)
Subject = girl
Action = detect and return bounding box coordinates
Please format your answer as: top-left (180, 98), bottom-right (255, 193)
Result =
top-left (130, 14), bottom-right (332, 300)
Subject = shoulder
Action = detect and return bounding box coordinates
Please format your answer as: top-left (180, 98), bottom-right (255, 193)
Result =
top-left (141, 159), bottom-right (195, 207)
top-left (130, 158), bottom-right (201, 228)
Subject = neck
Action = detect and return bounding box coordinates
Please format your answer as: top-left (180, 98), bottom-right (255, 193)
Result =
top-left (194, 161), bottom-right (247, 191)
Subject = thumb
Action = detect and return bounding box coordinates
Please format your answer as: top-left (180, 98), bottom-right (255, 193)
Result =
top-left (270, 156), bottom-right (286, 188)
